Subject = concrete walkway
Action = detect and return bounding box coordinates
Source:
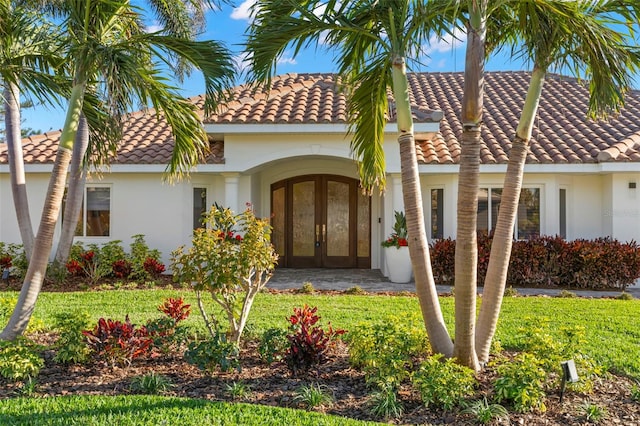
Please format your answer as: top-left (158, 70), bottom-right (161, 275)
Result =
top-left (268, 268), bottom-right (640, 298)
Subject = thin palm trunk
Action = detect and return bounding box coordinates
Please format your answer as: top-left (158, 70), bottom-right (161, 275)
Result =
top-left (392, 56), bottom-right (453, 356)
top-left (475, 68), bottom-right (545, 363)
top-left (1, 83), bottom-right (84, 340)
top-left (453, 2), bottom-right (486, 371)
top-left (4, 81), bottom-right (34, 259)
top-left (55, 114), bottom-right (89, 264)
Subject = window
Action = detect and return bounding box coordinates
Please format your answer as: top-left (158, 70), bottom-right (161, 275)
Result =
top-left (559, 188), bottom-right (566, 238)
top-left (66, 186), bottom-right (111, 237)
top-left (477, 187), bottom-right (540, 239)
top-left (193, 187), bottom-right (207, 230)
top-left (430, 188), bottom-right (443, 239)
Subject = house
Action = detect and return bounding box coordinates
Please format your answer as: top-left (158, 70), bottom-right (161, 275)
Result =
top-left (2, 71), bottom-right (640, 276)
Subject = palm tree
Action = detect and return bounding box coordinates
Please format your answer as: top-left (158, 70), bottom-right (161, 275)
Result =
top-left (475, 0), bottom-right (640, 364)
top-left (53, 0), bottom-right (225, 264)
top-left (0, 1), bottom-right (64, 261)
top-left (246, 0), bottom-right (456, 356)
top-left (0, 0), bottom-right (236, 340)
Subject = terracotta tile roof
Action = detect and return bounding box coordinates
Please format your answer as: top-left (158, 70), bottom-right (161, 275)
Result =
top-left (2, 71), bottom-right (640, 166)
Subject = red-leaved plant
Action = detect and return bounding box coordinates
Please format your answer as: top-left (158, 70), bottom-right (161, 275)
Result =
top-left (111, 259), bottom-right (132, 279)
top-left (284, 304), bottom-right (345, 374)
top-left (143, 257), bottom-right (165, 278)
top-left (83, 316), bottom-right (152, 367)
top-left (0, 255), bottom-right (12, 270)
top-left (158, 297), bottom-right (191, 323)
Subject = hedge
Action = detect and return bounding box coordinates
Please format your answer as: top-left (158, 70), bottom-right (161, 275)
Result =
top-left (430, 235), bottom-right (640, 290)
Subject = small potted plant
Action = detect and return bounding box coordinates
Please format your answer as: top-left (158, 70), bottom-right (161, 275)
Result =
top-left (381, 211), bottom-right (412, 283)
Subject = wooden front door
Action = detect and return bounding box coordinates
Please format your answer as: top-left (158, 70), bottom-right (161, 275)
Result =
top-left (271, 175), bottom-right (370, 268)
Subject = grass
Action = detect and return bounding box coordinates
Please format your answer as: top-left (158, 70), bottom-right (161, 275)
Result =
top-left (0, 395), bottom-right (381, 425)
top-left (3, 289), bottom-right (639, 378)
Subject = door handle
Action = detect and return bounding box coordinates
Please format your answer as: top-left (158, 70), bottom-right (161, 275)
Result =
top-left (322, 224), bottom-right (326, 242)
top-left (316, 224), bottom-right (320, 242)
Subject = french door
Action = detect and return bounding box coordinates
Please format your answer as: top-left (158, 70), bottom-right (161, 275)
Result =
top-left (271, 175), bottom-right (370, 268)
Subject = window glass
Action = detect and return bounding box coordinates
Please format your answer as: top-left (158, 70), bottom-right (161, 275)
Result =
top-left (559, 188), bottom-right (566, 239)
top-left (193, 188), bottom-right (207, 230)
top-left (517, 188), bottom-right (540, 239)
top-left (85, 187), bottom-right (110, 236)
top-left (490, 188), bottom-right (502, 234)
top-left (431, 189), bottom-right (443, 239)
top-left (477, 188), bottom-right (489, 232)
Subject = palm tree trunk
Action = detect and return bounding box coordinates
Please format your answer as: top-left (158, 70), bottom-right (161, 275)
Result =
top-left (4, 81), bottom-right (34, 259)
top-left (475, 68), bottom-right (546, 363)
top-left (0, 147), bottom-right (72, 339)
top-left (392, 56), bottom-right (453, 356)
top-left (452, 2), bottom-right (487, 371)
top-left (1, 83), bottom-right (85, 340)
top-left (55, 114), bottom-right (89, 264)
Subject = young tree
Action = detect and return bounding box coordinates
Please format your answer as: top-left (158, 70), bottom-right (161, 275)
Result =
top-left (0, 0), bottom-right (236, 340)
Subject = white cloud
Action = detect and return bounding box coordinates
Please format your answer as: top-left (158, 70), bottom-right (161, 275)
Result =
top-left (231, 0), bottom-right (256, 21)
top-left (424, 28), bottom-right (466, 55)
top-left (277, 54), bottom-right (297, 66)
top-left (145, 21), bottom-right (163, 33)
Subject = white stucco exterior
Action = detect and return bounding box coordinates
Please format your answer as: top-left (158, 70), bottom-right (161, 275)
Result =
top-left (2, 125), bottom-right (640, 275)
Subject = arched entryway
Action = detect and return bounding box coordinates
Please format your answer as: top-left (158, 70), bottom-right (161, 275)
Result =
top-left (271, 174), bottom-right (371, 268)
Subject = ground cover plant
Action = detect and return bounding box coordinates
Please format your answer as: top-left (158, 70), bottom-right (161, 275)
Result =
top-left (0, 288), bottom-right (638, 425)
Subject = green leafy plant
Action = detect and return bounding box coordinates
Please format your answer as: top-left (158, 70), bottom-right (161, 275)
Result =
top-left (343, 285), bottom-right (366, 295)
top-left (184, 331), bottom-right (240, 373)
top-left (258, 328), bottom-right (288, 364)
top-left (630, 383), bottom-right (640, 402)
top-left (83, 316), bottom-right (152, 367)
top-left (368, 383), bottom-right (404, 420)
top-left (225, 381), bottom-right (251, 400)
top-left (493, 352), bottom-right (547, 413)
top-left (171, 204), bottom-right (278, 346)
top-left (559, 289), bottom-right (577, 298)
top-left (411, 354), bottom-right (476, 411)
top-left (14, 375), bottom-right (39, 397)
top-left (293, 383), bottom-right (334, 409)
top-left (144, 297), bottom-right (191, 355)
top-left (0, 337), bottom-right (44, 381)
top-left (580, 401), bottom-right (607, 423)
top-left (381, 211), bottom-right (408, 248)
top-left (504, 286), bottom-right (519, 297)
top-left (461, 397), bottom-right (509, 425)
top-left (284, 305), bottom-right (345, 374)
top-left (129, 372), bottom-right (173, 395)
top-left (617, 291), bottom-right (634, 300)
top-left (53, 310), bottom-right (92, 364)
top-left (129, 235), bottom-right (164, 281)
top-left (347, 314), bottom-right (429, 390)
top-left (297, 282), bottom-right (315, 294)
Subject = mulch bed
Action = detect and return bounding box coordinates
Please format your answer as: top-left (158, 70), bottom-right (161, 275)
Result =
top-left (1, 277), bottom-right (639, 424)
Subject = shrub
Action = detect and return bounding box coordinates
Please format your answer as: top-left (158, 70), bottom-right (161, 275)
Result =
top-left (53, 310), bottom-right (92, 364)
top-left (284, 305), bottom-right (345, 374)
top-left (258, 328), bottom-right (288, 364)
top-left (171, 204), bottom-right (278, 345)
top-left (460, 397), bottom-right (509, 425)
top-left (0, 337), bottom-right (44, 381)
top-left (145, 297), bottom-right (191, 354)
top-left (129, 235), bottom-right (164, 281)
top-left (369, 383), bottom-right (404, 420)
top-left (493, 352), bottom-right (547, 413)
top-left (411, 354), bottom-right (476, 411)
top-left (430, 234), bottom-right (640, 290)
top-left (347, 314), bottom-right (429, 390)
top-left (0, 243), bottom-right (27, 279)
top-left (184, 331), bottom-right (240, 373)
top-left (111, 259), bottom-right (132, 279)
top-left (83, 316), bottom-right (152, 367)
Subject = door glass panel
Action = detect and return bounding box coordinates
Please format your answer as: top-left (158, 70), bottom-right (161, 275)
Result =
top-left (271, 187), bottom-right (285, 256)
top-left (327, 181), bottom-right (349, 257)
top-left (357, 191), bottom-right (370, 257)
top-left (292, 181), bottom-right (315, 256)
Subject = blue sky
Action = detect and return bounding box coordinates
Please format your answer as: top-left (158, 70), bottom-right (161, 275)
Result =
top-left (18, 1), bottom-right (553, 134)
